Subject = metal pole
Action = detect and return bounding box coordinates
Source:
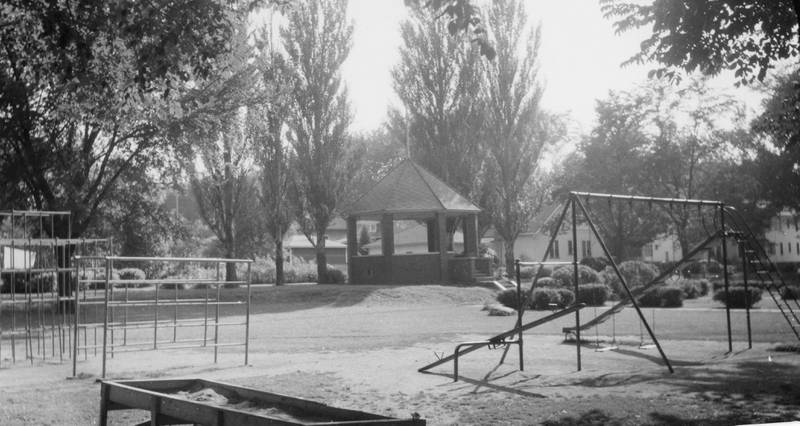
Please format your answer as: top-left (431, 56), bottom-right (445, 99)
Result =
top-left (101, 258), bottom-right (110, 378)
top-left (214, 262), bottom-right (220, 363)
top-left (515, 260), bottom-right (523, 371)
top-left (245, 261), bottom-right (251, 366)
top-left (740, 242), bottom-right (752, 349)
top-left (571, 197), bottom-right (581, 371)
top-left (574, 196), bottom-right (674, 373)
top-left (720, 205), bottom-right (733, 352)
top-left (72, 259), bottom-right (80, 377)
top-left (153, 268), bottom-right (159, 350)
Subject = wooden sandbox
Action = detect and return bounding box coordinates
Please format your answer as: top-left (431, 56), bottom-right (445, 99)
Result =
top-left (98, 378), bottom-right (426, 425)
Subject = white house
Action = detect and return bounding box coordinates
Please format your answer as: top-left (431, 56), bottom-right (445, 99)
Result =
top-left (764, 209), bottom-right (800, 263)
top-left (641, 234), bottom-right (682, 263)
top-left (490, 204), bottom-right (602, 265)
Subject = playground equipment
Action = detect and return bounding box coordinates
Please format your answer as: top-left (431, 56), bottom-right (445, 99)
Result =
top-left (418, 256), bottom-right (586, 381)
top-left (0, 210), bottom-right (110, 366)
top-left (98, 378), bottom-right (426, 425)
top-left (555, 191), bottom-right (800, 367)
top-left (72, 255), bottom-right (253, 378)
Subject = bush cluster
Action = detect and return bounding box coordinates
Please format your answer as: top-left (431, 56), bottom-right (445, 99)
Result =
top-left (1, 273), bottom-right (57, 293)
top-left (638, 286), bottom-right (683, 308)
top-left (117, 268), bottom-right (147, 288)
top-left (497, 287), bottom-right (576, 311)
top-left (575, 284), bottom-right (609, 306)
top-left (713, 286), bottom-right (762, 309)
top-left (579, 257), bottom-right (610, 272)
top-left (551, 265), bottom-right (599, 288)
top-left (781, 286), bottom-right (799, 300)
top-left (517, 265), bottom-right (551, 280)
top-left (669, 278), bottom-right (710, 299)
top-left (601, 261), bottom-right (659, 298)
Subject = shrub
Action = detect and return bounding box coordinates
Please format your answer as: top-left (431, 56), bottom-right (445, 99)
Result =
top-left (713, 286), bottom-right (762, 309)
top-left (782, 286), bottom-right (800, 300)
top-left (117, 268), bottom-right (147, 287)
top-left (551, 265), bottom-right (599, 288)
top-left (326, 266), bottom-right (346, 284)
top-left (638, 286), bottom-right (684, 308)
top-left (517, 265), bottom-right (551, 280)
top-left (531, 288), bottom-right (561, 310)
top-left (28, 273), bottom-right (56, 293)
top-left (579, 257), bottom-right (609, 272)
top-left (671, 278), bottom-right (707, 300)
top-left (602, 261), bottom-right (660, 298)
top-left (696, 279), bottom-right (711, 297)
top-left (556, 288), bottom-right (575, 307)
top-left (532, 277), bottom-right (558, 288)
top-left (682, 259), bottom-right (723, 276)
top-left (1, 273), bottom-right (57, 293)
top-left (576, 283), bottom-right (608, 306)
top-left (496, 288), bottom-right (529, 310)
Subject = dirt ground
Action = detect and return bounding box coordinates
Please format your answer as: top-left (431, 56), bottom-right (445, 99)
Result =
top-left (2, 284), bottom-right (800, 425)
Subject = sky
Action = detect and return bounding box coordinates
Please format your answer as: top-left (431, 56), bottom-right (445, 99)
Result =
top-left (341, 0), bottom-right (765, 136)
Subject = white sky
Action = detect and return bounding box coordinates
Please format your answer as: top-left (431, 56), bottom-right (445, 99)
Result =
top-left (342, 0), bottom-right (765, 136)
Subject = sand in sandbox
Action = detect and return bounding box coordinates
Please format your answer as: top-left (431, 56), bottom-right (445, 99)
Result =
top-left (172, 385), bottom-right (336, 424)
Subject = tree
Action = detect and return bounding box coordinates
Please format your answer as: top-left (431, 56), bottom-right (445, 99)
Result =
top-left (559, 90), bottom-right (665, 259)
top-left (248, 48), bottom-right (294, 286)
top-left (600, 0), bottom-right (800, 85)
top-left (390, 5), bottom-right (486, 207)
top-left (404, 0), bottom-right (496, 59)
top-left (282, 0), bottom-right (357, 283)
top-left (481, 0), bottom-right (563, 275)
top-left (0, 0), bottom-right (250, 235)
top-left (190, 116), bottom-right (264, 282)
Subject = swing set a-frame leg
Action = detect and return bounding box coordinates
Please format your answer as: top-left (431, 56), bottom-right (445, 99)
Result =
top-left (572, 195), bottom-right (674, 373)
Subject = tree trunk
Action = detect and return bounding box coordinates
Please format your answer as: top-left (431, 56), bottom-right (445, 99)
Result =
top-left (224, 245), bottom-right (237, 283)
top-left (504, 238), bottom-right (516, 280)
top-left (275, 238), bottom-right (284, 286)
top-left (316, 230), bottom-right (328, 284)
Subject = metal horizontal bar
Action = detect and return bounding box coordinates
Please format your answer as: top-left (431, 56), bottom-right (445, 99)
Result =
top-left (0, 210), bottom-right (72, 216)
top-left (0, 238), bottom-right (109, 245)
top-left (105, 321), bottom-right (246, 330)
top-left (517, 261), bottom-right (575, 267)
top-left (105, 256), bottom-right (253, 263)
top-left (99, 342), bottom-right (245, 353)
top-left (1, 267), bottom-right (74, 273)
top-left (570, 191), bottom-right (722, 206)
top-left (80, 300), bottom-right (241, 307)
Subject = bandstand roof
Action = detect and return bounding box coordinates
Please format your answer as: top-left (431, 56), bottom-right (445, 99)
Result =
top-left (347, 159), bottom-right (481, 217)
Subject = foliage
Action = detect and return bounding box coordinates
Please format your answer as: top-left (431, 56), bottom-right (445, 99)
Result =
top-left (713, 286), bottom-right (763, 309)
top-left (283, 0), bottom-right (358, 284)
top-left (682, 260), bottom-right (723, 276)
top-left (600, 0), bottom-right (800, 85)
top-left (532, 277), bottom-right (557, 288)
top-left (0, 0), bottom-right (251, 235)
top-left (580, 257), bottom-right (610, 272)
top-left (496, 288), bottom-right (529, 310)
top-left (389, 6), bottom-right (485, 216)
top-left (404, 0), bottom-right (495, 59)
top-left (481, 0), bottom-right (564, 274)
top-left (0, 273), bottom-right (55, 294)
top-left (576, 284), bottom-right (609, 307)
top-left (117, 268), bottom-right (147, 288)
top-left (601, 261), bottom-right (660, 298)
top-left (781, 286), bottom-right (800, 300)
top-left (638, 286), bottom-right (684, 308)
top-left (248, 46), bottom-right (294, 286)
top-left (557, 288), bottom-right (576, 307)
top-left (530, 288), bottom-right (561, 310)
top-left (325, 267), bottom-right (347, 284)
top-left (551, 265), bottom-right (600, 288)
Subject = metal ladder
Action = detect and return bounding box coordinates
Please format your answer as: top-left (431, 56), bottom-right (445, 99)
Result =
top-left (723, 206), bottom-right (800, 341)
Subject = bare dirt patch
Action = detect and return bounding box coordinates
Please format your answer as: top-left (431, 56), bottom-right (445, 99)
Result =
top-left (1, 284), bottom-right (799, 425)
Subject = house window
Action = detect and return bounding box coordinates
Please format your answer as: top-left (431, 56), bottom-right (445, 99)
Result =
top-left (581, 240), bottom-right (592, 258)
top-left (665, 251), bottom-right (670, 262)
top-left (548, 240), bottom-right (560, 259)
top-left (790, 243), bottom-right (793, 254)
top-left (780, 242), bottom-right (784, 255)
top-left (769, 243), bottom-right (776, 255)
top-left (567, 240), bottom-right (573, 256)
top-left (643, 243), bottom-right (653, 258)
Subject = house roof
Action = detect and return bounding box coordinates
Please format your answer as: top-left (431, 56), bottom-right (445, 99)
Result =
top-left (347, 159), bottom-right (481, 217)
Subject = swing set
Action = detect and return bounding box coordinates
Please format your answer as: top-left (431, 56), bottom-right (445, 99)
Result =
top-left (418, 191), bottom-right (800, 380)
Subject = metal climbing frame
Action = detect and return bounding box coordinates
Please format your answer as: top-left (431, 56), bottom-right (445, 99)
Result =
top-left (0, 210), bottom-right (110, 367)
top-left (71, 256), bottom-right (253, 378)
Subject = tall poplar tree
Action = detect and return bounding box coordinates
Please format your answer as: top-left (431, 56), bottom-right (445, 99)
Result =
top-left (283, 0), bottom-right (356, 283)
top-left (482, 0), bottom-right (563, 274)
